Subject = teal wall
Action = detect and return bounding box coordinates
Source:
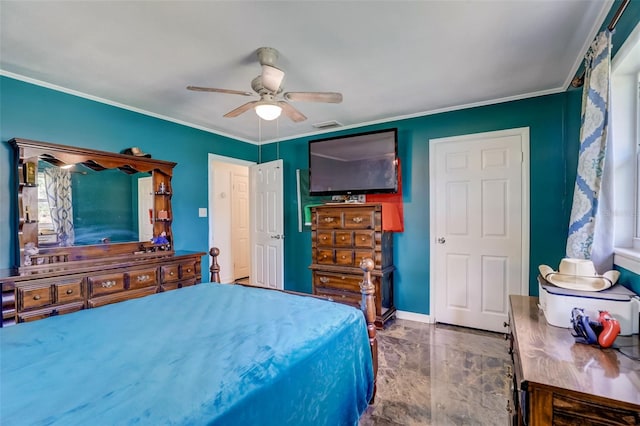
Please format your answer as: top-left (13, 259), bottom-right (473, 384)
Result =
top-left (1, 77), bottom-right (632, 315)
top-left (616, 266), bottom-right (640, 295)
top-left (0, 76), bottom-right (257, 269)
top-left (262, 93), bottom-right (581, 313)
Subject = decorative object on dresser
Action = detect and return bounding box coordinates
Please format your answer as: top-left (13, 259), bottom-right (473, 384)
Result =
top-left (1, 138), bottom-right (205, 327)
top-left (310, 203), bottom-right (396, 328)
top-left (506, 295), bottom-right (640, 425)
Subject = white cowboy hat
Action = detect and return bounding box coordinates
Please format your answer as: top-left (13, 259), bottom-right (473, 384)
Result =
top-left (539, 258), bottom-right (620, 292)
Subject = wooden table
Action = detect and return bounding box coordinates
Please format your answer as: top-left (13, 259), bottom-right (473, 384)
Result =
top-left (508, 295), bottom-right (640, 425)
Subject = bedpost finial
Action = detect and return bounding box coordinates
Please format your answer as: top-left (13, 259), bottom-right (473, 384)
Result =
top-left (360, 257), bottom-right (374, 272)
top-left (209, 247), bottom-right (221, 283)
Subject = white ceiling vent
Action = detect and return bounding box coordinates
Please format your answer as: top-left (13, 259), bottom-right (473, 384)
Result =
top-left (312, 120), bottom-right (343, 129)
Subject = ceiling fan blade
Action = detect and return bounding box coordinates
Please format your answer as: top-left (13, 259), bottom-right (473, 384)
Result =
top-left (283, 92), bottom-right (343, 103)
top-left (224, 101), bottom-right (258, 118)
top-left (278, 101), bottom-right (307, 122)
top-left (261, 65), bottom-right (285, 93)
top-left (187, 86), bottom-right (253, 96)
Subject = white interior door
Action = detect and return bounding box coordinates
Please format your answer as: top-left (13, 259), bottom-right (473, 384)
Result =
top-left (208, 155), bottom-right (254, 283)
top-left (429, 128), bottom-right (529, 332)
top-left (231, 171), bottom-right (250, 279)
top-left (137, 176), bottom-right (153, 242)
top-left (250, 159), bottom-right (284, 290)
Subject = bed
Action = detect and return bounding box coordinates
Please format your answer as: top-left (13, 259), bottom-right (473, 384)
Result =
top-left (0, 255), bottom-right (377, 425)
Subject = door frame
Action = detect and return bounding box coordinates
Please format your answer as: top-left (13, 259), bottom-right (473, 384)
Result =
top-left (207, 154), bottom-right (255, 282)
top-left (428, 127), bottom-right (530, 324)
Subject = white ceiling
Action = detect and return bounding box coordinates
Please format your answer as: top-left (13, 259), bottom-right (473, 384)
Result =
top-left (0, 1), bottom-right (612, 144)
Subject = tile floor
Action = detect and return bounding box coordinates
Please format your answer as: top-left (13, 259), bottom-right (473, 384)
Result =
top-left (359, 319), bottom-right (511, 425)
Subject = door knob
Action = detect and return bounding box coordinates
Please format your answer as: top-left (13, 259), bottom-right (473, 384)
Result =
top-left (437, 237), bottom-right (446, 244)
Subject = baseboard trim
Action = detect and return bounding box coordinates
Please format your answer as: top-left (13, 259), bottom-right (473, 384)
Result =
top-left (395, 310), bottom-right (433, 324)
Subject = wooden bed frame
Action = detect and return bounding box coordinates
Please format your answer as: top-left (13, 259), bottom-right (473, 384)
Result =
top-left (208, 247), bottom-right (378, 402)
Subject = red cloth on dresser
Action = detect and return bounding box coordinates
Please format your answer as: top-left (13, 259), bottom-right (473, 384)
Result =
top-left (366, 159), bottom-right (404, 232)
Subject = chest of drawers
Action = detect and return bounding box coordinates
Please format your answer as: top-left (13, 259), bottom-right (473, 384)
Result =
top-left (1, 252), bottom-right (204, 326)
top-left (310, 203), bottom-right (395, 328)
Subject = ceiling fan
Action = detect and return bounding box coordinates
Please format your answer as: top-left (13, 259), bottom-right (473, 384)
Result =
top-left (187, 47), bottom-right (342, 122)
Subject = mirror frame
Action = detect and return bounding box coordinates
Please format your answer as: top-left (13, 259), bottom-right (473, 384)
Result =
top-left (11, 138), bottom-right (177, 270)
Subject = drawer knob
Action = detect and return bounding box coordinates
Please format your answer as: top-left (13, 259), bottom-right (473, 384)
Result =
top-left (33, 294), bottom-right (41, 300)
top-left (323, 217), bottom-right (335, 223)
top-left (170, 271), bottom-right (175, 276)
top-left (341, 255), bottom-right (346, 259)
top-left (101, 280), bottom-right (116, 288)
top-left (320, 277), bottom-right (329, 284)
top-left (322, 236), bottom-right (327, 240)
top-left (137, 275), bottom-right (149, 282)
top-left (66, 289), bottom-right (73, 295)
top-left (352, 216), bottom-right (363, 223)
top-left (186, 268), bottom-right (192, 273)
top-left (341, 236), bottom-right (345, 241)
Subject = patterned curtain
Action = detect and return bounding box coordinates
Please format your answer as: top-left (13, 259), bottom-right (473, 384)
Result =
top-left (566, 30), bottom-right (613, 272)
top-left (44, 167), bottom-right (75, 246)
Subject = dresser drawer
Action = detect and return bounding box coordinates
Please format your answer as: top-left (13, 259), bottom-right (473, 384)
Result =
top-left (552, 393), bottom-right (640, 424)
top-left (316, 211), bottom-right (343, 229)
top-left (314, 271), bottom-right (362, 292)
top-left (54, 280), bottom-right (84, 304)
top-left (317, 231), bottom-right (334, 246)
top-left (88, 273), bottom-right (126, 297)
top-left (335, 250), bottom-right (354, 266)
top-left (343, 209), bottom-right (374, 229)
top-left (314, 286), bottom-right (361, 307)
top-left (127, 268), bottom-right (157, 290)
top-left (161, 278), bottom-right (197, 293)
top-left (316, 249), bottom-right (334, 265)
top-left (18, 301), bottom-right (84, 323)
top-left (161, 264), bottom-right (180, 283)
top-left (354, 231), bottom-right (375, 248)
top-left (334, 231), bottom-right (353, 247)
top-left (180, 262), bottom-right (196, 280)
top-left (18, 285), bottom-right (53, 310)
top-left (354, 249), bottom-right (377, 266)
top-left (88, 287), bottom-right (157, 308)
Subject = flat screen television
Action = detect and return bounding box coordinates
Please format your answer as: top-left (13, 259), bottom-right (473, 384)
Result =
top-left (309, 128), bottom-right (398, 196)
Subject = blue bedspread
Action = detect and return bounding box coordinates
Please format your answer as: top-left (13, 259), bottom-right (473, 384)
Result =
top-left (0, 284), bottom-right (374, 425)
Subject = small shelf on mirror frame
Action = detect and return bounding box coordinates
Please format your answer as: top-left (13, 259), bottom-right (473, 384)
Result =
top-left (154, 218), bottom-right (172, 222)
top-left (21, 183), bottom-right (37, 188)
top-left (154, 191), bottom-right (172, 196)
top-left (22, 220), bottom-right (38, 224)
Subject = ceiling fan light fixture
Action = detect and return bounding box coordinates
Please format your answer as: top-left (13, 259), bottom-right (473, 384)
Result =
top-left (254, 103), bottom-right (282, 121)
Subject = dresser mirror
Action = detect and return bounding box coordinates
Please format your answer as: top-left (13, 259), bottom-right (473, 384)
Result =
top-left (11, 138), bottom-right (176, 269)
top-left (36, 163), bottom-right (153, 247)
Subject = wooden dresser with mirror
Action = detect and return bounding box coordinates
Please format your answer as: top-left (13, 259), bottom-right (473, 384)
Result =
top-left (1, 138), bottom-right (205, 327)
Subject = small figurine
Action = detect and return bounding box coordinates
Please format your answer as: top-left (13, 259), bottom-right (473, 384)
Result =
top-left (152, 231), bottom-right (169, 245)
top-left (159, 182), bottom-right (166, 193)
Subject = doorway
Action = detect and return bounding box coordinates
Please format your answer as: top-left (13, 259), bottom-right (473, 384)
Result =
top-left (208, 154), bottom-right (253, 284)
top-left (429, 128), bottom-right (530, 332)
